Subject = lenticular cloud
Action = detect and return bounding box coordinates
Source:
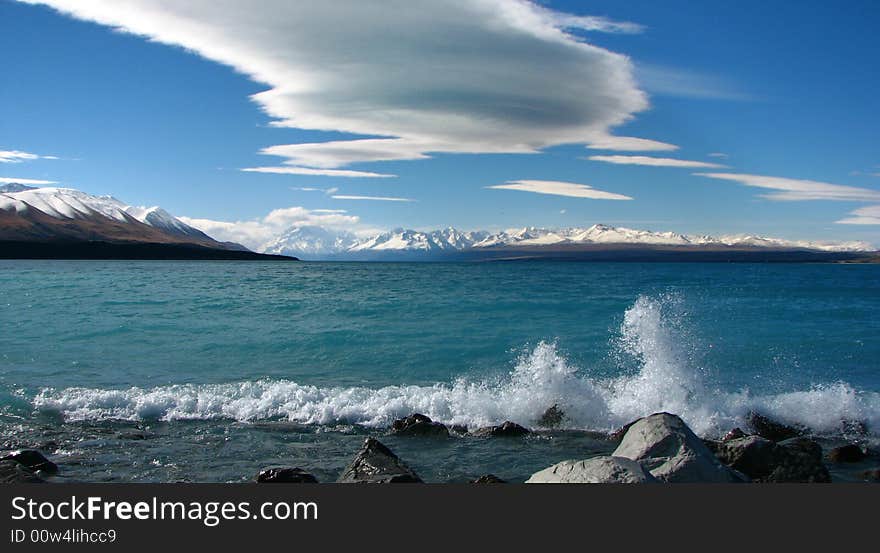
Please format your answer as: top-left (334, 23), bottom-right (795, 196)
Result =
top-left (21, 0), bottom-right (656, 168)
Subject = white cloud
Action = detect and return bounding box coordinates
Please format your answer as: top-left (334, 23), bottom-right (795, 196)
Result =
top-left (23, 0), bottom-right (656, 168)
top-left (588, 155), bottom-right (726, 168)
top-left (242, 166), bottom-right (394, 178)
top-left (0, 177), bottom-right (58, 185)
top-left (708, 152), bottom-right (728, 158)
top-left (0, 150), bottom-right (58, 163)
top-left (695, 172), bottom-right (880, 202)
top-left (331, 195), bottom-right (415, 202)
top-left (179, 206), bottom-right (362, 250)
top-left (836, 205), bottom-right (880, 225)
top-left (487, 179), bottom-right (632, 200)
top-left (585, 136), bottom-right (678, 152)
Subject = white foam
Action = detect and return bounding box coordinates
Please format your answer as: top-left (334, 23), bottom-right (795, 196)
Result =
top-left (31, 295), bottom-right (880, 438)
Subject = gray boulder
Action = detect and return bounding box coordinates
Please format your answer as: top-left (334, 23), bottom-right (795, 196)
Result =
top-left (471, 421), bottom-right (530, 437)
top-left (390, 413), bottom-right (449, 437)
top-left (715, 435), bottom-right (831, 483)
top-left (337, 438), bottom-right (422, 483)
top-left (526, 456), bottom-right (656, 484)
top-left (613, 412), bottom-right (747, 483)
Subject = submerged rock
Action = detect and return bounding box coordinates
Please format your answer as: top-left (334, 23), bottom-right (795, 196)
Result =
top-left (715, 435), bottom-right (831, 483)
top-left (390, 413), bottom-right (449, 437)
top-left (1, 450), bottom-right (58, 475)
top-left (255, 467), bottom-right (318, 483)
top-left (827, 444), bottom-right (866, 463)
top-left (746, 412), bottom-right (804, 442)
top-left (472, 421), bottom-right (530, 438)
top-left (537, 405), bottom-right (564, 428)
top-left (0, 460), bottom-right (45, 484)
top-left (337, 438), bottom-right (422, 483)
top-left (471, 474), bottom-right (506, 484)
top-left (526, 456), bottom-right (656, 484)
top-left (613, 412), bottom-right (747, 483)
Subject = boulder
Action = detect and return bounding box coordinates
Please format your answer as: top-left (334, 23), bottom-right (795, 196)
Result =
top-left (827, 444), bottom-right (866, 463)
top-left (526, 456), bottom-right (657, 484)
top-left (255, 467), bottom-right (318, 483)
top-left (337, 438), bottom-right (423, 483)
top-left (471, 474), bottom-right (506, 484)
top-left (722, 428), bottom-right (747, 442)
top-left (0, 460), bottom-right (44, 483)
top-left (715, 435), bottom-right (831, 483)
top-left (390, 413), bottom-right (449, 437)
top-left (746, 412), bottom-right (804, 442)
top-left (450, 425), bottom-right (468, 435)
top-left (608, 420), bottom-right (638, 442)
top-left (472, 421), bottom-right (530, 438)
top-left (613, 412), bottom-right (747, 483)
top-left (1, 450), bottom-right (58, 475)
top-left (537, 404), bottom-right (564, 428)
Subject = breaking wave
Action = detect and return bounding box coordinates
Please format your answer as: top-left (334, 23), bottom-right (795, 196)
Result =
top-left (30, 295), bottom-right (880, 438)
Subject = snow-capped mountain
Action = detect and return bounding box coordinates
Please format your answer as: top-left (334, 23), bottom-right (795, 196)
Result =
top-left (265, 223), bottom-right (874, 259)
top-left (0, 183), bottom-right (235, 249)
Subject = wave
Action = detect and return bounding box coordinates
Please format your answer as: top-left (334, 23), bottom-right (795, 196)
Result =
top-left (29, 295), bottom-right (880, 438)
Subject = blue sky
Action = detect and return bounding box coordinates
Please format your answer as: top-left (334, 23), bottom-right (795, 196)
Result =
top-left (2, 0), bottom-right (879, 247)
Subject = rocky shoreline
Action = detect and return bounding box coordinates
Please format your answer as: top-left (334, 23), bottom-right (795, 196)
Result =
top-left (3, 411), bottom-right (878, 484)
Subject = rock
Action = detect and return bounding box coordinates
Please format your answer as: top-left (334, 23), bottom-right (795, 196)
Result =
top-left (715, 435), bottom-right (831, 482)
top-left (608, 420), bottom-right (638, 442)
top-left (0, 460), bottom-right (44, 484)
top-left (827, 444), bottom-right (866, 463)
top-left (526, 456), bottom-right (657, 484)
top-left (450, 425), bottom-right (468, 435)
top-left (337, 438), bottom-right (423, 483)
top-left (472, 421), bottom-right (530, 438)
top-left (390, 413), bottom-right (449, 437)
top-left (722, 428), bottom-right (747, 442)
top-left (1, 450), bottom-right (58, 475)
top-left (537, 404), bottom-right (564, 428)
top-left (860, 468), bottom-right (880, 482)
top-left (471, 474), bottom-right (506, 483)
top-left (613, 412), bottom-right (747, 483)
top-left (841, 419), bottom-right (868, 437)
top-left (255, 467), bottom-right (318, 483)
top-left (746, 412), bottom-right (804, 442)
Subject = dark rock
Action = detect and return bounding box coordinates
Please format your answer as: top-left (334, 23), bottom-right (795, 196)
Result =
top-left (450, 424), bottom-right (468, 435)
top-left (746, 412), bottom-right (804, 442)
top-left (702, 439), bottom-right (721, 454)
top-left (841, 419), bottom-right (869, 437)
top-left (471, 474), bottom-right (506, 484)
top-left (860, 468), bottom-right (880, 482)
top-left (537, 404), bottom-right (564, 428)
top-left (390, 413), bottom-right (449, 437)
top-left (337, 438), bottom-right (423, 483)
top-left (471, 421), bottom-right (530, 438)
top-left (608, 420), bottom-right (638, 442)
top-left (0, 460), bottom-right (44, 484)
top-left (1, 450), bottom-right (58, 475)
top-left (722, 428), bottom-right (747, 442)
top-left (716, 435), bottom-right (831, 483)
top-left (255, 467), bottom-right (318, 483)
top-left (827, 444), bottom-right (866, 463)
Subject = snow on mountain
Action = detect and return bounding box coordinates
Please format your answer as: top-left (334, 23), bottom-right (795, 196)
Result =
top-left (260, 223), bottom-right (874, 258)
top-left (0, 184), bottom-right (210, 240)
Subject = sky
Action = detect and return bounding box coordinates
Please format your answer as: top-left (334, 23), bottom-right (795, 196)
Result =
top-left (1, 0), bottom-right (879, 249)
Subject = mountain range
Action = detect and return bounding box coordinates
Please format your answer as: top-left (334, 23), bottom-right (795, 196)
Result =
top-left (0, 184), bottom-right (292, 260)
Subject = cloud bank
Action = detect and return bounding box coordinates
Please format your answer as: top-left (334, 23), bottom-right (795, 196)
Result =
top-left (487, 179), bottom-right (632, 200)
top-left (0, 177), bottom-right (58, 185)
top-left (22, 0), bottom-right (662, 173)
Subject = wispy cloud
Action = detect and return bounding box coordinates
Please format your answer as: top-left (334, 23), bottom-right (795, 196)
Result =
top-left (585, 136), bottom-right (679, 152)
top-left (241, 166), bottom-right (395, 178)
top-left (636, 64), bottom-right (752, 101)
top-left (331, 195), bottom-right (415, 202)
top-left (25, 0), bottom-right (653, 169)
top-left (180, 206), bottom-right (363, 250)
top-left (836, 205), bottom-right (880, 225)
top-left (695, 172), bottom-right (880, 202)
top-left (0, 150), bottom-right (58, 163)
top-left (708, 152), bottom-right (728, 159)
top-left (291, 186), bottom-right (339, 194)
top-left (487, 179), bottom-right (632, 200)
top-left (0, 177), bottom-right (58, 185)
top-left (588, 155), bottom-right (726, 168)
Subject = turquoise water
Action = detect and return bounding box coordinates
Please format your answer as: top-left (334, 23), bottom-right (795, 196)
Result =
top-left (1, 260), bottom-right (878, 482)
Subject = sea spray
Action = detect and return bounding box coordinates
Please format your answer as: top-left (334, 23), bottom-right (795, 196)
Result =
top-left (30, 295), bottom-right (880, 438)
